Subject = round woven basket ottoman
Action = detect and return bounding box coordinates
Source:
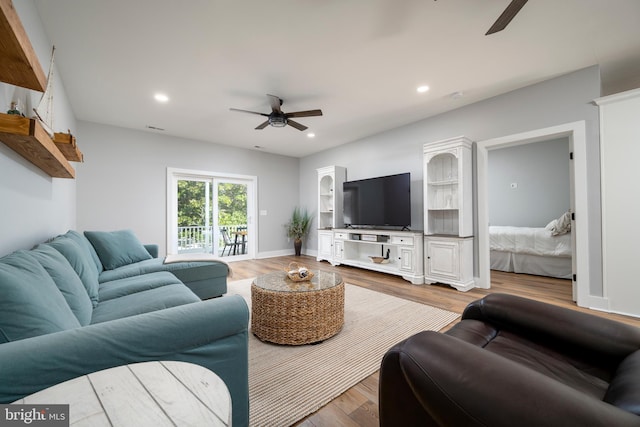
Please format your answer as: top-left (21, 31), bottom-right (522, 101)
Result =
top-left (251, 270), bottom-right (344, 345)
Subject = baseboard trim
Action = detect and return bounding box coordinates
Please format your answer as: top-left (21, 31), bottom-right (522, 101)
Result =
top-left (257, 250), bottom-right (293, 259)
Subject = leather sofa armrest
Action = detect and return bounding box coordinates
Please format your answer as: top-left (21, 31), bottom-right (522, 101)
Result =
top-left (144, 244), bottom-right (159, 258)
top-left (380, 331), bottom-right (640, 427)
top-left (462, 293), bottom-right (640, 362)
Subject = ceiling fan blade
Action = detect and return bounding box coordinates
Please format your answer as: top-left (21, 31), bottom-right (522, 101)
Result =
top-left (230, 108), bottom-right (269, 117)
top-left (255, 120), bottom-right (270, 130)
top-left (266, 94), bottom-right (283, 113)
top-left (485, 0), bottom-right (528, 35)
top-left (285, 109), bottom-right (323, 118)
top-left (287, 120), bottom-right (308, 131)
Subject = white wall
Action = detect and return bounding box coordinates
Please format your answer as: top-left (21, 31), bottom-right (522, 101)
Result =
top-left (75, 121), bottom-right (300, 257)
top-left (300, 66), bottom-right (603, 295)
top-left (0, 0), bottom-right (77, 256)
top-left (596, 88), bottom-right (640, 317)
top-left (488, 138), bottom-right (570, 227)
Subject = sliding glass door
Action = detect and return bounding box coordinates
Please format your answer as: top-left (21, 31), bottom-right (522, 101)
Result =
top-left (176, 177), bottom-right (214, 254)
top-left (214, 178), bottom-right (249, 257)
top-left (168, 168), bottom-right (256, 259)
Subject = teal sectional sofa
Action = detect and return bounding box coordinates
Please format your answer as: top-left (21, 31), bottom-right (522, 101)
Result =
top-left (0, 230), bottom-right (249, 427)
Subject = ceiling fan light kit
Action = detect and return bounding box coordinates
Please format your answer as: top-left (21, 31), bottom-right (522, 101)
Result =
top-left (269, 116), bottom-right (287, 127)
top-left (230, 94), bottom-right (322, 131)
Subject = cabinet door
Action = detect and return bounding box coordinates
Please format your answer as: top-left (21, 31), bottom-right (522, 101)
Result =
top-left (426, 239), bottom-right (460, 280)
top-left (317, 231), bottom-right (333, 260)
top-left (333, 240), bottom-right (344, 260)
top-left (399, 247), bottom-right (414, 272)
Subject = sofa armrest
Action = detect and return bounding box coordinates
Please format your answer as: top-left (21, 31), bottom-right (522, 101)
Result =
top-left (380, 331), bottom-right (640, 427)
top-left (0, 294), bottom-right (248, 404)
top-left (462, 293), bottom-right (640, 362)
top-left (144, 244), bottom-right (159, 258)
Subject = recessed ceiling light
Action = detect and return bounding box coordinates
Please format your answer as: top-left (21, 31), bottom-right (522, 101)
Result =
top-left (307, 133), bottom-right (315, 138)
top-left (417, 85), bottom-right (430, 93)
top-left (154, 93), bottom-right (169, 103)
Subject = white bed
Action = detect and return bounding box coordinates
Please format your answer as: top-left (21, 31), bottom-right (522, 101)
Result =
top-left (489, 225), bottom-right (572, 279)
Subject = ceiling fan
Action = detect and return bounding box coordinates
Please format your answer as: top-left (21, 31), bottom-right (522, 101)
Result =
top-left (485, 0), bottom-right (528, 35)
top-left (230, 94), bottom-right (323, 131)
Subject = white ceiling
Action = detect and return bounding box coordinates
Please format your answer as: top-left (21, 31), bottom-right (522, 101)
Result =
top-left (35, 0), bottom-right (640, 158)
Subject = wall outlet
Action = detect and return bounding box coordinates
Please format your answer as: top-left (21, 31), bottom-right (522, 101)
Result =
top-left (260, 210), bottom-right (267, 216)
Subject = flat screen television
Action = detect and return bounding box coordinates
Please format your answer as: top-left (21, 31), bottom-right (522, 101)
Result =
top-left (343, 172), bottom-right (411, 228)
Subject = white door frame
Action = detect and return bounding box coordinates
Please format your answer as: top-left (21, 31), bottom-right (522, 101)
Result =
top-left (167, 167), bottom-right (258, 259)
top-left (476, 121), bottom-right (590, 307)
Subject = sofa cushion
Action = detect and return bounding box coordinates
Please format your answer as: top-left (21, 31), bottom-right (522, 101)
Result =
top-left (0, 250), bottom-right (80, 343)
top-left (47, 237), bottom-right (100, 307)
top-left (97, 257), bottom-right (227, 281)
top-left (62, 230), bottom-right (103, 273)
top-left (30, 244), bottom-right (93, 326)
top-left (97, 257), bottom-right (229, 299)
top-left (484, 330), bottom-right (610, 399)
top-left (90, 284), bottom-right (200, 324)
top-left (84, 230), bottom-right (152, 270)
top-left (604, 350), bottom-right (640, 415)
top-left (98, 271), bottom-right (183, 301)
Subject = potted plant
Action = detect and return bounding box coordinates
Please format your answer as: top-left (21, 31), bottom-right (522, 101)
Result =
top-left (285, 207), bottom-right (313, 256)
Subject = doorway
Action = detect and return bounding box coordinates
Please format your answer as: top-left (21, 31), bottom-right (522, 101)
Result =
top-left (476, 121), bottom-right (591, 307)
top-left (167, 168), bottom-right (257, 260)
top-left (487, 137), bottom-right (574, 294)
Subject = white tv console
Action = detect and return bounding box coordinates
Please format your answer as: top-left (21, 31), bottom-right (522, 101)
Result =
top-left (330, 228), bottom-right (424, 284)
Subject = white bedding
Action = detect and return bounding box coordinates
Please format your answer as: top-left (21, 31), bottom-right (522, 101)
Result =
top-left (490, 250), bottom-right (572, 279)
top-left (489, 226), bottom-right (572, 257)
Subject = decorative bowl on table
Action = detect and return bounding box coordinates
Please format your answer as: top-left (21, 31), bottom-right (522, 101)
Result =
top-left (284, 262), bottom-right (315, 282)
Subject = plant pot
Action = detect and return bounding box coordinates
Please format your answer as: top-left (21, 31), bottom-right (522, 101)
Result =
top-left (294, 238), bottom-right (302, 256)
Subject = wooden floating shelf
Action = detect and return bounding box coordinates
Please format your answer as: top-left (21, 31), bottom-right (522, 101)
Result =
top-left (0, 113), bottom-right (75, 178)
top-left (0, 0), bottom-right (46, 91)
top-left (53, 132), bottom-right (83, 162)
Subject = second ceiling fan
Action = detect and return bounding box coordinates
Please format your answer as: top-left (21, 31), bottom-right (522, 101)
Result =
top-left (230, 94), bottom-right (323, 131)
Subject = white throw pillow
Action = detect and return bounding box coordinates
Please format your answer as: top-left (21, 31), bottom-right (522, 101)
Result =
top-left (548, 211), bottom-right (571, 236)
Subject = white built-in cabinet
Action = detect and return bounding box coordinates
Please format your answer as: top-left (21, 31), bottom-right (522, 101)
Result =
top-left (594, 88), bottom-right (640, 317)
top-left (331, 229), bottom-right (425, 284)
top-left (423, 136), bottom-right (475, 291)
top-left (316, 166), bottom-right (346, 262)
top-left (424, 235), bottom-right (473, 288)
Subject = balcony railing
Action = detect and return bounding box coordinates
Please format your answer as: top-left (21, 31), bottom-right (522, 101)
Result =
top-left (177, 225), bottom-right (247, 255)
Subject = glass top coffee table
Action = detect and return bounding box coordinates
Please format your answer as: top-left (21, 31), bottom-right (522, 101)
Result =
top-left (251, 270), bottom-right (344, 345)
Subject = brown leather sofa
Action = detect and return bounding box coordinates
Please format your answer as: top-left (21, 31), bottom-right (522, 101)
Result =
top-left (379, 293), bottom-right (640, 426)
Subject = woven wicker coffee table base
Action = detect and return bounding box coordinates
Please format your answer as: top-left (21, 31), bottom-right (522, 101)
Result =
top-left (251, 278), bottom-right (345, 345)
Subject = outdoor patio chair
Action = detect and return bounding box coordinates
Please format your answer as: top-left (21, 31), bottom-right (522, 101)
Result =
top-left (221, 228), bottom-right (241, 256)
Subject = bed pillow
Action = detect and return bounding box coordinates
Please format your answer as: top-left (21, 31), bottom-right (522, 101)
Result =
top-left (546, 211), bottom-right (572, 236)
top-left (84, 230), bottom-right (152, 270)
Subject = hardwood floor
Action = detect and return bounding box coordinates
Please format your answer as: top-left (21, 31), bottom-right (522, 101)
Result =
top-left (228, 255), bottom-right (640, 427)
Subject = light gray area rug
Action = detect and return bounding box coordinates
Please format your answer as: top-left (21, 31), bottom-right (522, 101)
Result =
top-left (228, 278), bottom-right (459, 427)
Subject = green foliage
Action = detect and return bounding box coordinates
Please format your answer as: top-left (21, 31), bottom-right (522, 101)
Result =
top-left (217, 183), bottom-right (247, 226)
top-left (285, 207), bottom-right (313, 240)
top-left (177, 180), bottom-right (208, 226)
top-left (177, 180), bottom-right (247, 227)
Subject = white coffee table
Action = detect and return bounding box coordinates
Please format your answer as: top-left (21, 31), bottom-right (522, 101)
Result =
top-left (12, 361), bottom-right (231, 426)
